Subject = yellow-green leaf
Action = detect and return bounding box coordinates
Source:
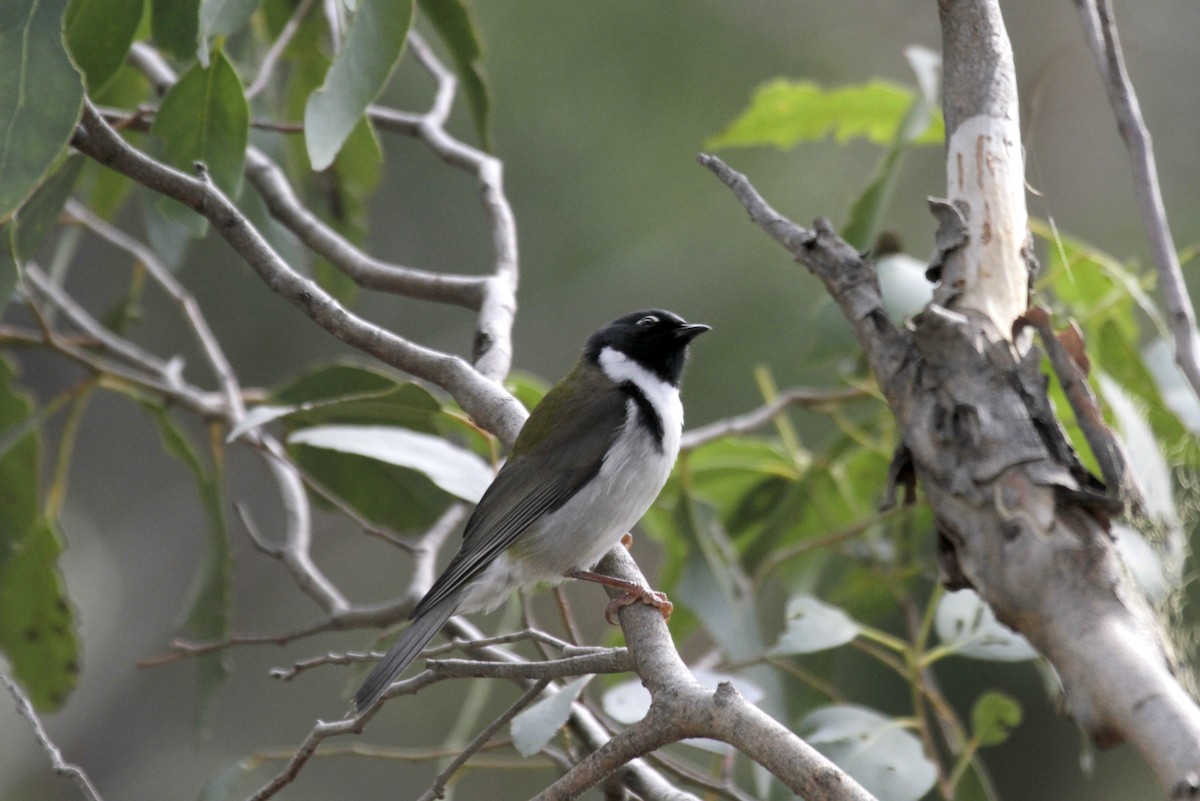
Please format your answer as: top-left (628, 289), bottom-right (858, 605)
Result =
top-left (707, 79), bottom-right (944, 152)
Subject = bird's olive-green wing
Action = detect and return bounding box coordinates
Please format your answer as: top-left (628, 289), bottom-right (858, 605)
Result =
top-left (411, 363), bottom-right (627, 617)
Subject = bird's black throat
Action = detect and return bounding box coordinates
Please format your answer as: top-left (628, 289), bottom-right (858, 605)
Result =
top-left (620, 381), bottom-right (665, 451)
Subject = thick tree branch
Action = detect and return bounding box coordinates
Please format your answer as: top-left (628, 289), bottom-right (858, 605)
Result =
top-left (703, 139), bottom-right (1200, 799)
top-left (935, 0), bottom-right (1032, 335)
top-left (1071, 0), bottom-right (1200, 404)
top-left (535, 547), bottom-right (877, 801)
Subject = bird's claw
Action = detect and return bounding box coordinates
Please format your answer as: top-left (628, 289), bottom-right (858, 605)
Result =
top-left (604, 587), bottom-right (673, 625)
top-left (620, 532), bottom-right (634, 549)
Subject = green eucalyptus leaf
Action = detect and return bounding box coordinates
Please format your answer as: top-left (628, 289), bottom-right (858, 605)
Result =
top-left (198, 0), bottom-right (262, 64)
top-left (291, 444), bottom-right (452, 531)
top-left (842, 47), bottom-right (942, 250)
top-left (934, 589), bottom-right (1037, 662)
top-left (144, 405), bottom-right (231, 731)
top-left (1142, 335), bottom-right (1200, 434)
top-left (971, 691), bottom-right (1022, 747)
top-left (0, 231), bottom-right (16, 314)
top-left (670, 493), bottom-right (761, 661)
top-left (269, 363), bottom-right (446, 434)
top-left (12, 154), bottom-right (86, 263)
top-left (504, 370), bottom-right (551, 414)
top-left (0, 357), bottom-right (78, 711)
top-left (150, 50), bottom-right (249, 235)
top-left (151, 0), bottom-right (201, 61)
top-left (64, 0), bottom-right (143, 92)
top-left (274, 361), bottom-right (401, 402)
top-left (304, 0), bottom-right (413, 170)
top-left (706, 79), bottom-right (943, 152)
top-left (0, 0), bottom-right (85, 222)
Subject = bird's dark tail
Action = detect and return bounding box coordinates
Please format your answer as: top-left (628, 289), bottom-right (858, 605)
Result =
top-left (353, 591), bottom-right (461, 712)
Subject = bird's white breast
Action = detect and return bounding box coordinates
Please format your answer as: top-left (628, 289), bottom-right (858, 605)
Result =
top-left (460, 347), bottom-right (683, 613)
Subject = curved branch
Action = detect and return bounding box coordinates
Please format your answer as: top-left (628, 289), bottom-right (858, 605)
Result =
top-left (536, 547), bottom-right (877, 801)
top-left (243, 147), bottom-right (487, 308)
top-left (369, 31), bottom-right (519, 383)
top-left (70, 102), bottom-right (527, 447)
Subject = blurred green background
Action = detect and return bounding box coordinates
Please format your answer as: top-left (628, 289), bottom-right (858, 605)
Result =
top-left (3, 1), bottom-right (1199, 799)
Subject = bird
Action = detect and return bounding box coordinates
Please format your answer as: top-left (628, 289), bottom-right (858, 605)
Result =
top-left (353, 309), bottom-right (709, 712)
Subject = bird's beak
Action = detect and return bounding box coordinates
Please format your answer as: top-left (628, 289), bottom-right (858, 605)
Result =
top-left (674, 323), bottom-right (711, 342)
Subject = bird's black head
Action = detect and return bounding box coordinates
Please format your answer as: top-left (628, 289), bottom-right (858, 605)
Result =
top-left (584, 309), bottom-right (710, 386)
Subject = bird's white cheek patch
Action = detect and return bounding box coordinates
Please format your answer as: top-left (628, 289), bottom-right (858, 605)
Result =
top-left (597, 347), bottom-right (684, 444)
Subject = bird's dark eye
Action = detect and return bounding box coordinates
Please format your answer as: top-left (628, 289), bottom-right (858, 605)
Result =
top-left (637, 315), bottom-right (659, 327)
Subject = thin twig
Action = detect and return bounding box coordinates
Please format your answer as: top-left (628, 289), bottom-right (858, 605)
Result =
top-left (1073, 0), bottom-right (1200, 400)
top-left (63, 200), bottom-right (245, 417)
top-left (415, 679), bottom-right (554, 801)
top-left (271, 630), bottom-right (612, 682)
top-left (1019, 306), bottom-right (1142, 509)
top-left (643, 749), bottom-right (760, 801)
top-left (2, 675), bottom-right (105, 801)
top-left (246, 0), bottom-right (317, 100)
top-left (752, 505), bottom-right (910, 583)
top-left (60, 199), bottom-right (345, 616)
top-left (428, 650), bottom-right (631, 680)
top-left (253, 738), bottom-right (548, 766)
top-left (137, 622), bottom-right (340, 667)
top-left (24, 264), bottom-right (174, 377)
top-left (681, 386), bottom-right (867, 450)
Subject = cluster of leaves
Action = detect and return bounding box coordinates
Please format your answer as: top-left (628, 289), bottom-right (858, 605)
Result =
top-left (0, 0), bottom-right (491, 715)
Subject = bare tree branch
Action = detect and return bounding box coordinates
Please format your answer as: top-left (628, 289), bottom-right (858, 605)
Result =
top-left (70, 102), bottom-right (526, 446)
top-left (427, 650), bottom-right (632, 680)
top-left (2, 675), bottom-right (105, 801)
top-left (414, 679), bottom-right (553, 801)
top-left (533, 547), bottom-right (877, 801)
top-left (701, 141), bottom-right (1200, 799)
top-left (1072, 0), bottom-right (1200, 405)
top-left (681, 385), bottom-right (867, 450)
top-left (245, 0), bottom-right (317, 100)
top-left (62, 200), bottom-right (245, 415)
top-left (242, 147), bottom-right (489, 308)
top-left (369, 31), bottom-right (520, 382)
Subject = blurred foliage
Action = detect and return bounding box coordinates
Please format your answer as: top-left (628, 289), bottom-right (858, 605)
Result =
top-left (0, 0), bottom-right (1196, 799)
